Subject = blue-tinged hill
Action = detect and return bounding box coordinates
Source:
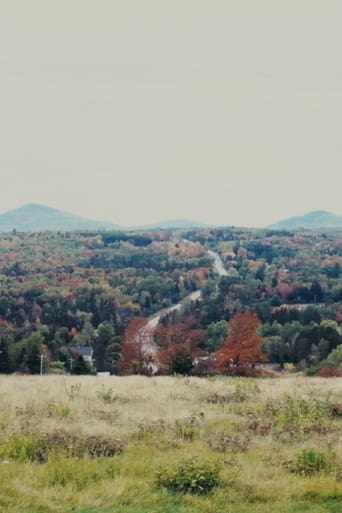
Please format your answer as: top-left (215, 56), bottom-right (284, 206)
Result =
top-left (268, 210), bottom-right (342, 230)
top-left (129, 219), bottom-right (210, 230)
top-left (0, 204), bottom-right (118, 232)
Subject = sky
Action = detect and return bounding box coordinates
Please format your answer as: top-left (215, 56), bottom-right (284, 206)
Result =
top-left (1, 1), bottom-right (341, 227)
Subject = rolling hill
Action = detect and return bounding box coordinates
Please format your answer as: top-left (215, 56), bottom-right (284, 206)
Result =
top-left (129, 219), bottom-right (210, 230)
top-left (0, 204), bottom-right (209, 233)
top-left (0, 204), bottom-right (118, 232)
top-left (269, 210), bottom-right (342, 230)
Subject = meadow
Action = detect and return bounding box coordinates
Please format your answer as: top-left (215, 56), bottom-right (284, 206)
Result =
top-left (0, 375), bottom-right (341, 513)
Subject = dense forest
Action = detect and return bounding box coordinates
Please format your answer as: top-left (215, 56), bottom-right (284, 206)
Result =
top-left (0, 227), bottom-right (341, 376)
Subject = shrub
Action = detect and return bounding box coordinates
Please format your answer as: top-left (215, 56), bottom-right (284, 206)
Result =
top-left (316, 366), bottom-right (342, 378)
top-left (155, 459), bottom-right (221, 494)
top-left (35, 431), bottom-right (78, 461)
top-left (79, 435), bottom-right (123, 457)
top-left (0, 430), bottom-right (123, 462)
top-left (35, 431), bottom-right (124, 462)
top-left (48, 361), bottom-right (66, 375)
top-left (305, 365), bottom-right (321, 377)
top-left (292, 449), bottom-right (330, 476)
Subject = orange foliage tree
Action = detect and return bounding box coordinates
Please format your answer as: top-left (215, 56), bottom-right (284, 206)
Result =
top-left (119, 317), bottom-right (149, 375)
top-left (214, 312), bottom-right (266, 373)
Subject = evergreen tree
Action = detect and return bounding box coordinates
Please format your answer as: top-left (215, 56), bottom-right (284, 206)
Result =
top-left (0, 337), bottom-right (13, 374)
top-left (73, 355), bottom-right (93, 375)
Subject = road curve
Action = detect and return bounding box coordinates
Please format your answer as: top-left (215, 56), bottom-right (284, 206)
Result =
top-left (138, 247), bottom-right (227, 370)
top-left (207, 250), bottom-right (228, 276)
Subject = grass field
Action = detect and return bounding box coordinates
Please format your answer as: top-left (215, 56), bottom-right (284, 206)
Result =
top-left (0, 374), bottom-right (341, 513)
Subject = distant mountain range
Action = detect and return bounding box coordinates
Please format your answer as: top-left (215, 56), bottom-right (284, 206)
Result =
top-left (2, 204), bottom-right (340, 233)
top-left (0, 204), bottom-right (208, 232)
top-left (129, 219), bottom-right (210, 230)
top-left (269, 210), bottom-right (342, 230)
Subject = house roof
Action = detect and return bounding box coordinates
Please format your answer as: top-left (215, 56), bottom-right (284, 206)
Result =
top-left (70, 345), bottom-right (93, 357)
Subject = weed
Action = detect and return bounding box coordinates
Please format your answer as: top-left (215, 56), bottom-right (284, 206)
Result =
top-left (207, 433), bottom-right (250, 453)
top-left (0, 435), bottom-right (37, 462)
top-left (93, 409), bottom-right (120, 423)
top-left (134, 419), bottom-right (166, 440)
top-left (64, 383), bottom-right (82, 400)
top-left (205, 392), bottom-right (235, 405)
top-left (248, 419), bottom-right (271, 435)
top-left (54, 404), bottom-right (73, 419)
top-left (96, 385), bottom-right (119, 404)
top-left (46, 457), bottom-right (118, 490)
top-left (264, 393), bottom-right (330, 425)
top-left (174, 414), bottom-right (202, 440)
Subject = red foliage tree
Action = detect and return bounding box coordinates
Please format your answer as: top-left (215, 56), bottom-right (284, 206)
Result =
top-left (119, 317), bottom-right (149, 375)
top-left (214, 312), bottom-right (266, 374)
top-left (155, 320), bottom-right (205, 374)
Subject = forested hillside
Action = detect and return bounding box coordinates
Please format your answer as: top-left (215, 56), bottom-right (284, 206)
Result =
top-left (0, 227), bottom-right (341, 376)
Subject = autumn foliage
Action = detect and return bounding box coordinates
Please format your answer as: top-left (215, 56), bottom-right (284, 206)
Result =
top-left (214, 312), bottom-right (266, 374)
top-left (155, 318), bottom-right (205, 375)
top-left (316, 366), bottom-right (342, 378)
top-left (119, 317), bottom-right (149, 375)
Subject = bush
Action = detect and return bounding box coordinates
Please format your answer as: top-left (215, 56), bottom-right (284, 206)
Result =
top-left (316, 366), bottom-right (342, 378)
top-left (48, 361), bottom-right (67, 375)
top-left (292, 448), bottom-right (330, 476)
top-left (0, 431), bottom-right (125, 462)
top-left (79, 435), bottom-right (123, 458)
top-left (305, 365), bottom-right (321, 377)
top-left (155, 459), bottom-right (221, 495)
top-left (35, 431), bottom-right (123, 461)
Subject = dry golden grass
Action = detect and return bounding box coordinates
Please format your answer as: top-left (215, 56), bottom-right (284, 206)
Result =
top-left (0, 374), bottom-right (341, 513)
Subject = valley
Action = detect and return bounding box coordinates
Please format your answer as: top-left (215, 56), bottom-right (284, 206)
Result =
top-left (0, 226), bottom-right (341, 377)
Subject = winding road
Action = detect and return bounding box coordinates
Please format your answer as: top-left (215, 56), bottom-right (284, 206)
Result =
top-left (138, 247), bottom-right (227, 370)
top-left (208, 249), bottom-right (228, 277)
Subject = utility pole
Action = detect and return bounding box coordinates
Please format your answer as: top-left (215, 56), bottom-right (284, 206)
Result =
top-left (38, 353), bottom-right (44, 376)
top-left (69, 357), bottom-right (74, 374)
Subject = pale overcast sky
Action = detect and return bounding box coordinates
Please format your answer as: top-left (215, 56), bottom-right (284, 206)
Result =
top-left (0, 1), bottom-right (341, 227)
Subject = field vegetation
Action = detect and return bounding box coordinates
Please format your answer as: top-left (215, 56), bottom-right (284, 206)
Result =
top-left (0, 374), bottom-right (341, 513)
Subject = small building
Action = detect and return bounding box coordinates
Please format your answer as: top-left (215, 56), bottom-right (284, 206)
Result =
top-left (70, 345), bottom-right (94, 365)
